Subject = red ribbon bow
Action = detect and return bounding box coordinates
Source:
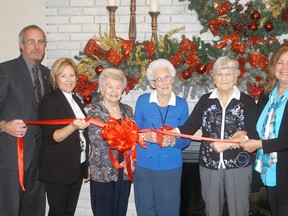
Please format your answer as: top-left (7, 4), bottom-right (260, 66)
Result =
top-left (17, 118), bottom-right (239, 191)
top-left (18, 118), bottom-right (143, 191)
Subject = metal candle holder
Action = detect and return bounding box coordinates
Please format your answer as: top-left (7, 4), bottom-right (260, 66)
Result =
top-left (106, 6), bottom-right (118, 38)
top-left (149, 11), bottom-right (160, 42)
top-left (128, 0), bottom-right (136, 40)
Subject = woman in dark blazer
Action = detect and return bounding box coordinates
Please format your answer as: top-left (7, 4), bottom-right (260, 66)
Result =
top-left (241, 44), bottom-right (288, 216)
top-left (38, 58), bottom-right (90, 216)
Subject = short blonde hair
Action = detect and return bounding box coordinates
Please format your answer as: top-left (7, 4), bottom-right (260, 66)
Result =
top-left (50, 58), bottom-right (78, 90)
top-left (98, 68), bottom-right (127, 91)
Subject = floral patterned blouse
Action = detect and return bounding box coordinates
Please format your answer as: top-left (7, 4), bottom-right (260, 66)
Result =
top-left (87, 101), bottom-right (134, 182)
top-left (179, 88), bottom-right (259, 170)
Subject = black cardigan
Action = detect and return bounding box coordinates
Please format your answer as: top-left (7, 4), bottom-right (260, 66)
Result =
top-left (179, 91), bottom-right (259, 170)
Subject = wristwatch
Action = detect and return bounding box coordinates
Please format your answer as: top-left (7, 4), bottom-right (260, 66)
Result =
top-left (141, 134), bottom-right (145, 141)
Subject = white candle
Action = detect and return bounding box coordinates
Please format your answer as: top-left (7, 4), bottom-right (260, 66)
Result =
top-left (107, 0), bottom-right (117, 6)
top-left (150, 0), bottom-right (159, 12)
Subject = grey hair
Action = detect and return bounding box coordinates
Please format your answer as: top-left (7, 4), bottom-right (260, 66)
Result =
top-left (146, 59), bottom-right (176, 81)
top-left (212, 56), bottom-right (240, 77)
top-left (99, 68), bottom-right (127, 91)
top-left (19, 25), bottom-right (46, 49)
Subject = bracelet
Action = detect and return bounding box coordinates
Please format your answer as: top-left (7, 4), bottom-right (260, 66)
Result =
top-left (0, 120), bottom-right (6, 133)
top-left (141, 134), bottom-right (145, 141)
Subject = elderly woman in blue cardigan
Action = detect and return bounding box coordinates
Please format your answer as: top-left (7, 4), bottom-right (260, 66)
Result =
top-left (134, 59), bottom-right (190, 216)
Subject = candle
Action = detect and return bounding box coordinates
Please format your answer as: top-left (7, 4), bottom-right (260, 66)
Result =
top-left (150, 0), bottom-right (159, 12)
top-left (107, 0), bottom-right (117, 6)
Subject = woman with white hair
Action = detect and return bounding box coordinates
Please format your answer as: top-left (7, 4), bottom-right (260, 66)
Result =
top-left (175, 56), bottom-right (259, 216)
top-left (134, 59), bottom-right (190, 216)
top-left (87, 68), bottom-right (133, 216)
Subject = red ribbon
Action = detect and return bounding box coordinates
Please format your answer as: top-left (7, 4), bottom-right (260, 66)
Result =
top-left (18, 118), bottom-right (144, 190)
top-left (208, 18), bottom-right (228, 36)
top-left (214, 34), bottom-right (245, 55)
top-left (140, 129), bottom-right (240, 144)
top-left (248, 52), bottom-right (268, 70)
top-left (17, 118), bottom-right (240, 191)
top-left (100, 118), bottom-right (146, 181)
top-left (121, 39), bottom-right (135, 58)
top-left (104, 48), bottom-right (124, 66)
top-left (17, 137), bottom-right (25, 191)
top-left (141, 41), bottom-right (156, 59)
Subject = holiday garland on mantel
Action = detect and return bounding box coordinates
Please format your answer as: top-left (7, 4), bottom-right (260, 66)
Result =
top-left (75, 0), bottom-right (288, 104)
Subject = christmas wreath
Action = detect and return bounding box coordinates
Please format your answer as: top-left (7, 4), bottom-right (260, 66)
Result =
top-left (75, 0), bottom-right (288, 104)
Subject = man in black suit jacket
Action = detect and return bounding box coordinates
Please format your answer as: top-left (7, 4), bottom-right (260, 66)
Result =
top-left (0, 25), bottom-right (51, 216)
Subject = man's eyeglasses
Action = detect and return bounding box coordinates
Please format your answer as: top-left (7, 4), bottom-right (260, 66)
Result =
top-left (152, 76), bottom-right (173, 83)
top-left (24, 39), bottom-right (47, 46)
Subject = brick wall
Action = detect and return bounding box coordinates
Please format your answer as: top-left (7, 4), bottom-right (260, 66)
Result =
top-left (45, 0), bottom-right (206, 215)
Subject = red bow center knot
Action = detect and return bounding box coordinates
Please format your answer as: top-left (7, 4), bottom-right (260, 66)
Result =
top-left (100, 117), bottom-right (146, 181)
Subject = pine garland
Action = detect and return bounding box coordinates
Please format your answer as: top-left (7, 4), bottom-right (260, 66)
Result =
top-left (75, 0), bottom-right (288, 104)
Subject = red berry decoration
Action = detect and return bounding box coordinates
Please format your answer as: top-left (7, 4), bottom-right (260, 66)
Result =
top-left (282, 8), bottom-right (288, 23)
top-left (251, 11), bottom-right (261, 21)
top-left (182, 70), bottom-right (192, 79)
top-left (248, 22), bottom-right (258, 31)
top-left (95, 65), bottom-right (104, 75)
top-left (83, 95), bottom-right (92, 104)
top-left (196, 63), bottom-right (207, 74)
top-left (264, 22), bottom-right (273, 32)
top-left (232, 22), bottom-right (246, 36)
top-left (78, 74), bottom-right (88, 82)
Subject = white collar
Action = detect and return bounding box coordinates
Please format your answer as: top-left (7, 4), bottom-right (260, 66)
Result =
top-left (149, 90), bottom-right (176, 106)
top-left (63, 91), bottom-right (73, 102)
top-left (209, 86), bottom-right (241, 100)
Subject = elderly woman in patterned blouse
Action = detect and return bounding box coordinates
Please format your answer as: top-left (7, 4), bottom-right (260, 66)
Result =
top-left (176, 56), bottom-right (259, 216)
top-left (87, 68), bottom-right (133, 216)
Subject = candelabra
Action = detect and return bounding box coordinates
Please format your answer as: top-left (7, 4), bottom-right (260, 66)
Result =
top-left (149, 11), bottom-right (160, 42)
top-left (106, 6), bottom-right (118, 38)
top-left (129, 0), bottom-right (136, 40)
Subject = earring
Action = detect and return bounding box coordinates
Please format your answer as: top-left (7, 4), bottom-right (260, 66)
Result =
top-left (99, 93), bottom-right (104, 101)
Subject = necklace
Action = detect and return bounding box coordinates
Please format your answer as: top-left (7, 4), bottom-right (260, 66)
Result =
top-left (157, 105), bottom-right (170, 126)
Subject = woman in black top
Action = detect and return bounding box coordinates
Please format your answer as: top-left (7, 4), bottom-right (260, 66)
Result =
top-left (177, 56), bottom-right (258, 216)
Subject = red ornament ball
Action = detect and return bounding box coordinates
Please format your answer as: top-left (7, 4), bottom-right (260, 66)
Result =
top-left (282, 8), bottom-right (288, 23)
top-left (196, 63), bottom-right (207, 74)
top-left (248, 22), bottom-right (258, 31)
top-left (182, 70), bottom-right (192, 80)
top-left (264, 22), bottom-right (273, 32)
top-left (95, 65), bottom-right (104, 75)
top-left (251, 11), bottom-right (261, 21)
top-left (78, 74), bottom-right (88, 82)
top-left (83, 95), bottom-right (92, 104)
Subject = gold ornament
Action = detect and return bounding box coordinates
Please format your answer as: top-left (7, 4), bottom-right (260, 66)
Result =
top-left (263, 0), bottom-right (286, 17)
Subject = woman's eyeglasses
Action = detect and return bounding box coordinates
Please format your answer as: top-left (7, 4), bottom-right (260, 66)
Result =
top-left (152, 76), bottom-right (173, 83)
